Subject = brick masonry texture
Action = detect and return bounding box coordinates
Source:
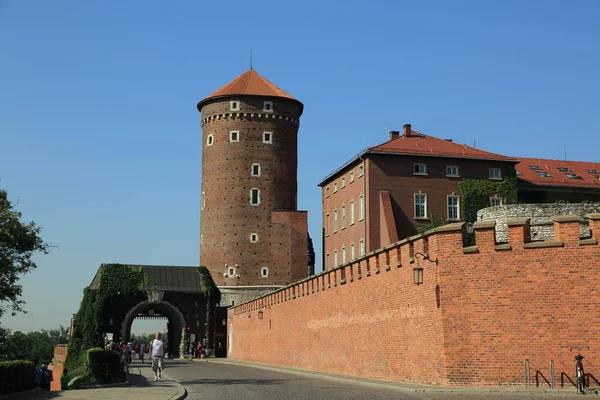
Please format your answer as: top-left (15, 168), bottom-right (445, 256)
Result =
top-left (199, 96), bottom-right (307, 289)
top-left (228, 215), bottom-right (600, 386)
top-left (478, 203), bottom-right (600, 242)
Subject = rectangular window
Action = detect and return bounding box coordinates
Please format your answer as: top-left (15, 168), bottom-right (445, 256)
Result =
top-left (489, 168), bottom-right (502, 179)
top-left (447, 195), bottom-right (460, 220)
top-left (201, 191), bottom-right (206, 210)
top-left (358, 165), bottom-right (364, 177)
top-left (349, 171), bottom-right (355, 182)
top-left (325, 253), bottom-right (330, 270)
top-left (250, 188), bottom-right (260, 205)
top-left (350, 243), bottom-right (355, 260)
top-left (333, 250), bottom-right (338, 267)
top-left (333, 209), bottom-right (338, 232)
top-left (341, 247), bottom-right (346, 264)
top-left (325, 187), bottom-right (330, 197)
top-left (230, 100), bottom-right (240, 111)
top-left (446, 165), bottom-right (459, 177)
top-left (490, 196), bottom-right (503, 207)
top-left (251, 163), bottom-right (261, 177)
top-left (206, 134), bottom-right (214, 146)
top-left (263, 101), bottom-right (273, 112)
top-left (415, 193), bottom-right (427, 219)
top-left (250, 233), bottom-right (258, 243)
top-left (414, 163), bottom-right (427, 175)
top-left (359, 195), bottom-right (364, 221)
top-left (228, 267), bottom-right (235, 276)
top-left (341, 177), bottom-right (346, 188)
top-left (230, 131), bottom-right (239, 142)
top-left (359, 239), bottom-right (365, 256)
top-left (333, 182), bottom-right (338, 193)
top-left (325, 213), bottom-right (330, 236)
top-left (261, 267), bottom-right (269, 277)
top-left (263, 132), bottom-right (273, 144)
top-left (350, 200), bottom-right (355, 225)
top-left (341, 205), bottom-right (346, 228)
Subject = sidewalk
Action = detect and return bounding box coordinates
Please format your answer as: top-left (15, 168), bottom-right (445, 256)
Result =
top-left (3, 363), bottom-right (185, 400)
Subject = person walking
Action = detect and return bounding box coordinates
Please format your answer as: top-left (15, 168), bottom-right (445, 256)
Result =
top-left (150, 332), bottom-right (165, 381)
top-left (139, 343), bottom-right (145, 364)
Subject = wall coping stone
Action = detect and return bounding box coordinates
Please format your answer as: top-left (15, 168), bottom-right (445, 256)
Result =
top-left (579, 238), bottom-right (598, 246)
top-left (494, 244), bottom-right (512, 251)
top-left (552, 215), bottom-right (582, 223)
top-left (462, 246), bottom-right (479, 254)
top-left (523, 240), bottom-right (564, 249)
top-left (473, 220), bottom-right (496, 229)
top-left (424, 222), bottom-right (465, 235)
top-left (506, 218), bottom-right (531, 227)
top-left (585, 213), bottom-right (600, 221)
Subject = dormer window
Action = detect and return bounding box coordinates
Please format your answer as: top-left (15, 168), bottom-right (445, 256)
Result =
top-left (528, 165), bottom-right (542, 170)
top-left (586, 169), bottom-right (600, 174)
top-left (536, 171), bottom-right (552, 178)
top-left (263, 101), bottom-right (273, 112)
top-left (230, 100), bottom-right (240, 111)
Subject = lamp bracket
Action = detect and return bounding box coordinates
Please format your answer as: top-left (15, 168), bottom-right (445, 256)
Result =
top-left (415, 252), bottom-right (438, 265)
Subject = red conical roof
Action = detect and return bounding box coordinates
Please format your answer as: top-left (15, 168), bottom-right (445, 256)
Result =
top-left (202, 69), bottom-right (297, 102)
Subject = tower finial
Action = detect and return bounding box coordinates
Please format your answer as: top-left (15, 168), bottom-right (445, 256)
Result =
top-left (250, 50), bottom-right (253, 70)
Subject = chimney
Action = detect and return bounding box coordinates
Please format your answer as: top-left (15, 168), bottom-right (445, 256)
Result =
top-left (389, 130), bottom-right (400, 140)
top-left (403, 124), bottom-right (412, 137)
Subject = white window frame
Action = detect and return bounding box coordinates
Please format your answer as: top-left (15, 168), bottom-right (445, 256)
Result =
top-left (333, 209), bottom-right (338, 232)
top-left (200, 234), bottom-right (203, 245)
top-left (325, 253), bottom-right (330, 269)
top-left (251, 163), bottom-right (261, 177)
top-left (447, 195), bottom-right (460, 221)
top-left (228, 267), bottom-right (235, 277)
top-left (359, 195), bottom-right (364, 221)
top-left (490, 196), bottom-right (503, 207)
top-left (250, 188), bottom-right (260, 206)
top-left (333, 182), bottom-right (338, 193)
top-left (414, 163), bottom-right (427, 175)
top-left (350, 171), bottom-right (355, 182)
top-left (350, 243), bottom-right (355, 260)
top-left (230, 130), bottom-right (239, 142)
top-left (250, 233), bottom-right (258, 243)
top-left (446, 165), bottom-right (459, 177)
top-left (350, 200), bottom-right (355, 225)
top-left (263, 131), bottom-right (273, 144)
top-left (359, 239), bottom-right (365, 256)
top-left (341, 177), bottom-right (346, 188)
top-left (230, 100), bottom-right (240, 111)
top-left (414, 193), bottom-right (427, 219)
top-left (341, 246), bottom-right (346, 264)
top-left (325, 213), bottom-right (330, 236)
top-left (358, 165), bottom-right (364, 177)
top-left (489, 168), bottom-right (502, 179)
top-left (261, 267), bottom-right (269, 278)
top-left (201, 191), bottom-right (206, 210)
top-left (341, 205), bottom-right (346, 228)
top-left (263, 101), bottom-right (273, 112)
top-left (206, 134), bottom-right (214, 146)
top-left (333, 250), bottom-right (338, 267)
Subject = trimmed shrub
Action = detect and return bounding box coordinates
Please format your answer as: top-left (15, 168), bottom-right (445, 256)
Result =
top-left (85, 349), bottom-right (124, 384)
top-left (0, 360), bottom-right (35, 395)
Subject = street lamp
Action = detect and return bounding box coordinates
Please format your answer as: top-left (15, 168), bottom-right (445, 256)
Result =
top-left (412, 252), bottom-right (438, 286)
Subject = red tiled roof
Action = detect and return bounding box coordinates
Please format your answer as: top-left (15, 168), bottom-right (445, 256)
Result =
top-left (202, 69), bottom-right (296, 101)
top-left (369, 132), bottom-right (517, 162)
top-left (515, 157), bottom-right (600, 189)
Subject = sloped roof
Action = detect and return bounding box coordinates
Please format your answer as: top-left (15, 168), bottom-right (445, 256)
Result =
top-left (515, 157), bottom-right (600, 189)
top-left (369, 132), bottom-right (517, 162)
top-left (198, 69), bottom-right (297, 109)
top-left (89, 264), bottom-right (203, 293)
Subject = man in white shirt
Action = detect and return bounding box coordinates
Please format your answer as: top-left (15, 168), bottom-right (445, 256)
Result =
top-left (150, 332), bottom-right (165, 381)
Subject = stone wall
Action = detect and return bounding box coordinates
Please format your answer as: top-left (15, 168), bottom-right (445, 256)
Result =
top-left (477, 203), bottom-right (600, 242)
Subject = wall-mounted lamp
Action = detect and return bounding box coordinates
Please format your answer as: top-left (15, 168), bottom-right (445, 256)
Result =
top-left (258, 310), bottom-right (263, 320)
top-left (413, 252), bottom-right (438, 286)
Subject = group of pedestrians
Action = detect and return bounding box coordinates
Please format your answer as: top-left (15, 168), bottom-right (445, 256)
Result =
top-left (188, 341), bottom-right (206, 361)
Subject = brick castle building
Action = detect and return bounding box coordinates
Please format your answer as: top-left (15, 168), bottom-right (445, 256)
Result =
top-left (197, 69), bottom-right (311, 306)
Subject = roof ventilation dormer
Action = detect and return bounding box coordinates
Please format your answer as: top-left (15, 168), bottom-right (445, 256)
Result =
top-left (403, 124), bottom-right (412, 137)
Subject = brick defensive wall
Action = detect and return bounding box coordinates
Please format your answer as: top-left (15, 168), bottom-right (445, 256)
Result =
top-left (228, 213), bottom-right (600, 386)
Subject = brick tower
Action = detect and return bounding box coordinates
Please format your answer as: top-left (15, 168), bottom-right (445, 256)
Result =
top-left (197, 69), bottom-right (309, 306)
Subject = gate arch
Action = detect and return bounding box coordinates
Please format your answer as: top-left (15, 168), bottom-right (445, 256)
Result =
top-left (121, 300), bottom-right (186, 358)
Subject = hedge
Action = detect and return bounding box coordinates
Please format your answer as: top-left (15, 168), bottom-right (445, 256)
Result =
top-left (86, 348), bottom-right (124, 384)
top-left (0, 360), bottom-right (35, 395)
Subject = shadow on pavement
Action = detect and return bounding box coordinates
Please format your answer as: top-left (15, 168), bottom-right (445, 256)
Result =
top-left (179, 378), bottom-right (286, 386)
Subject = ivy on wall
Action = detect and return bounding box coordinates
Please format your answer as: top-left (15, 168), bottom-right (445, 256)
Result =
top-left (458, 173), bottom-right (518, 223)
top-left (66, 264), bottom-right (147, 371)
top-left (197, 266), bottom-right (221, 352)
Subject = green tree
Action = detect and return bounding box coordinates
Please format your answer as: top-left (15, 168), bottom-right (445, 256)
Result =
top-left (0, 326), bottom-right (68, 364)
top-left (197, 266), bottom-right (220, 353)
top-left (0, 189), bottom-right (49, 319)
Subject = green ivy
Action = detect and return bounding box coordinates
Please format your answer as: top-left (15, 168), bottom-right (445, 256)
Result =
top-left (198, 266), bottom-right (221, 351)
top-left (66, 264), bottom-right (147, 371)
top-left (417, 214), bottom-right (447, 234)
top-left (458, 174), bottom-right (518, 223)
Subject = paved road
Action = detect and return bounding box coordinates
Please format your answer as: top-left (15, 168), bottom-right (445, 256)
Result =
top-left (161, 359), bottom-right (590, 400)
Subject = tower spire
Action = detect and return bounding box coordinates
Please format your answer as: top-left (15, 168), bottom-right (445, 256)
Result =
top-left (250, 50), bottom-right (253, 70)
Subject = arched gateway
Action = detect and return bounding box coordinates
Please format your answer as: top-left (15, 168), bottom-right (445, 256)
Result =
top-left (88, 264), bottom-right (228, 359)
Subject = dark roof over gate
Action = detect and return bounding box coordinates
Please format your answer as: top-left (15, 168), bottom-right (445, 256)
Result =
top-left (89, 264), bottom-right (203, 293)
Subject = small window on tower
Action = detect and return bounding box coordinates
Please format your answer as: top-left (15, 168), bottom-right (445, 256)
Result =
top-left (263, 132), bottom-right (273, 144)
top-left (230, 101), bottom-right (240, 111)
top-left (251, 163), bottom-right (261, 177)
top-left (250, 188), bottom-right (260, 206)
top-left (228, 267), bottom-right (235, 277)
top-left (261, 267), bottom-right (269, 277)
top-left (207, 135), bottom-right (214, 146)
top-left (250, 233), bottom-right (258, 243)
top-left (230, 131), bottom-right (239, 142)
top-left (263, 101), bottom-right (273, 112)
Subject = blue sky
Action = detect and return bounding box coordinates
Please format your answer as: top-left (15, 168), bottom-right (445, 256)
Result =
top-left (1, 0), bottom-right (599, 332)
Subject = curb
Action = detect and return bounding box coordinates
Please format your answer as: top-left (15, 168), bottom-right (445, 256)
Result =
top-left (200, 359), bottom-right (586, 395)
top-left (162, 370), bottom-right (187, 400)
